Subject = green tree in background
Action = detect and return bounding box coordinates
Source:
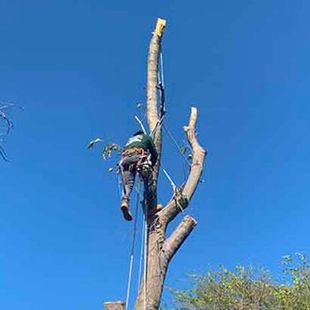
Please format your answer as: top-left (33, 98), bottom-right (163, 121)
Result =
top-left (168, 254), bottom-right (310, 310)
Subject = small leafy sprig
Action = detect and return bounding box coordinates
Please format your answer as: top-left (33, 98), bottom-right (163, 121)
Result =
top-left (87, 138), bottom-right (122, 172)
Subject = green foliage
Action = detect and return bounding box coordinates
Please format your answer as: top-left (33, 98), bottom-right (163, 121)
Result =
top-left (101, 143), bottom-right (121, 160)
top-left (169, 254), bottom-right (310, 310)
top-left (87, 138), bottom-right (122, 172)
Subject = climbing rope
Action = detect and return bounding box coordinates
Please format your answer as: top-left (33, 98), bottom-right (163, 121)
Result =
top-left (160, 49), bottom-right (165, 87)
top-left (143, 201), bottom-right (148, 310)
top-left (158, 48), bottom-right (166, 118)
top-left (123, 175), bottom-right (149, 310)
top-left (163, 123), bottom-right (192, 167)
top-left (125, 182), bottom-right (141, 309)
top-left (137, 207), bottom-right (145, 290)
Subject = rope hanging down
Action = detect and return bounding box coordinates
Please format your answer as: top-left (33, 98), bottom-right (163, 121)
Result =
top-left (123, 177), bottom-right (150, 310)
top-left (158, 48), bottom-right (166, 119)
top-left (125, 182), bottom-right (140, 308)
top-left (143, 192), bottom-right (148, 310)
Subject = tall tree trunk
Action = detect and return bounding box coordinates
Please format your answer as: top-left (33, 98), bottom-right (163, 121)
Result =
top-left (135, 19), bottom-right (206, 310)
top-left (105, 18), bottom-right (207, 310)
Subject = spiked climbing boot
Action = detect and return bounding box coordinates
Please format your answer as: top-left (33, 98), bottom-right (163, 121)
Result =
top-left (149, 204), bottom-right (163, 217)
top-left (156, 204), bottom-right (163, 212)
top-left (121, 200), bottom-right (132, 221)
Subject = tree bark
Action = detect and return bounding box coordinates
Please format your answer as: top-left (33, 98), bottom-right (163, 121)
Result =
top-left (106, 18), bottom-right (207, 310)
top-left (135, 104), bottom-right (206, 310)
top-left (134, 18), bottom-right (207, 310)
top-left (104, 301), bottom-right (126, 310)
top-left (146, 18), bottom-right (166, 185)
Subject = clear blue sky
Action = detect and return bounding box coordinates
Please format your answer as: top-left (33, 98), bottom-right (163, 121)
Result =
top-left (1, 0), bottom-right (310, 309)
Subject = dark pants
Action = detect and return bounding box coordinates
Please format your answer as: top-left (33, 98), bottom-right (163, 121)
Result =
top-left (119, 154), bottom-right (141, 203)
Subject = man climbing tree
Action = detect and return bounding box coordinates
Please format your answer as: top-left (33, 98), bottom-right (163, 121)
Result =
top-left (105, 18), bottom-right (206, 310)
top-left (119, 130), bottom-right (158, 221)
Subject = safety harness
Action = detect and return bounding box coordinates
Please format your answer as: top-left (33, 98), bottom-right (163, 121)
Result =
top-left (121, 147), bottom-right (153, 178)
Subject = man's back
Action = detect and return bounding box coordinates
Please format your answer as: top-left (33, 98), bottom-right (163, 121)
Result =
top-left (124, 133), bottom-right (157, 165)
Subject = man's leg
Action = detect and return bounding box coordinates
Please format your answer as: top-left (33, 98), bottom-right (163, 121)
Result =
top-left (119, 155), bottom-right (139, 221)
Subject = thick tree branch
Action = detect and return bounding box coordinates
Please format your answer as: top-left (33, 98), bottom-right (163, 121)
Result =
top-left (183, 107), bottom-right (206, 199)
top-left (160, 107), bottom-right (206, 225)
top-left (163, 215), bottom-right (197, 262)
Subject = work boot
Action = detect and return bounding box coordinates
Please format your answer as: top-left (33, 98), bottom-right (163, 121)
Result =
top-left (148, 204), bottom-right (163, 217)
top-left (121, 200), bottom-right (132, 221)
top-left (156, 204), bottom-right (163, 212)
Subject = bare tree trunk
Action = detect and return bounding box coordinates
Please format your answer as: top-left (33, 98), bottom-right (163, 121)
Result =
top-left (134, 19), bottom-right (206, 310)
top-left (106, 18), bottom-right (207, 310)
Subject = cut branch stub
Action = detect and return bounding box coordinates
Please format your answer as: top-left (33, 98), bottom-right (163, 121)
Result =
top-left (104, 301), bottom-right (125, 310)
top-left (182, 107), bottom-right (206, 200)
top-left (154, 18), bottom-right (166, 37)
top-left (163, 215), bottom-right (197, 262)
